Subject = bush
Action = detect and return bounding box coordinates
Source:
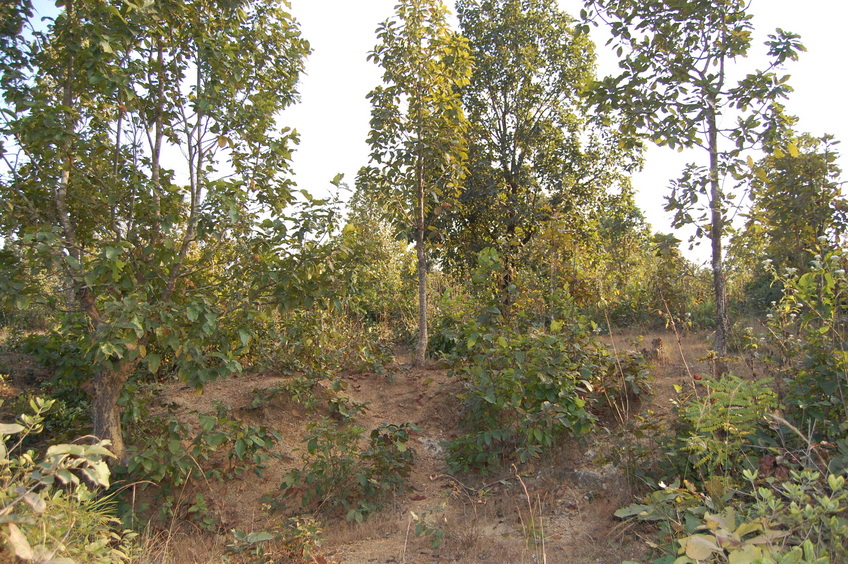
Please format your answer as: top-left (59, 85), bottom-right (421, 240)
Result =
top-left (615, 469), bottom-right (848, 563)
top-left (680, 373), bottom-right (777, 476)
top-left (445, 317), bottom-right (599, 474)
top-left (122, 403), bottom-right (280, 528)
top-left (768, 250), bottom-right (848, 440)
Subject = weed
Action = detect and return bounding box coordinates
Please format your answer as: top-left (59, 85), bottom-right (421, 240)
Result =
top-left (252, 375), bottom-right (319, 410)
top-left (681, 373), bottom-right (777, 476)
top-left (121, 406), bottom-right (280, 528)
top-left (226, 516), bottom-right (323, 563)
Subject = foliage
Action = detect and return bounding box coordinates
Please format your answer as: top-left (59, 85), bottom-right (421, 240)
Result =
top-left (731, 134), bottom-right (848, 313)
top-left (411, 509), bottom-right (447, 549)
top-left (767, 249), bottom-right (848, 440)
top-left (258, 308), bottom-right (393, 377)
top-left (226, 516), bottom-right (323, 563)
top-left (601, 411), bottom-right (677, 492)
top-left (0, 397), bottom-right (135, 562)
top-left (681, 373), bottom-right (777, 475)
top-left (440, 0), bottom-right (639, 297)
top-left (0, 0), bottom-right (317, 460)
top-left (615, 469), bottom-right (848, 563)
top-left (339, 198), bottom-right (418, 337)
top-left (445, 316), bottom-right (599, 474)
top-left (122, 404), bottom-right (280, 528)
top-left (427, 285), bottom-right (483, 358)
top-left (593, 346), bottom-right (653, 419)
top-left (252, 376), bottom-right (319, 411)
top-left (279, 419), bottom-right (419, 523)
top-left (359, 0), bottom-right (472, 364)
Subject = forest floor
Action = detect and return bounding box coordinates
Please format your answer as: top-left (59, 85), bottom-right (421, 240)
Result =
top-left (0, 328), bottom-right (760, 563)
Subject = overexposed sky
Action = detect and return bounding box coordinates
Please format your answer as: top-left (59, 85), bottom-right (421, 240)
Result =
top-left (285, 0), bottom-right (848, 263)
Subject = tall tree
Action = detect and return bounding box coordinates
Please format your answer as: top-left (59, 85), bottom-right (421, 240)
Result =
top-left (583, 0), bottom-right (804, 362)
top-left (439, 0), bottom-right (638, 304)
top-left (0, 0), bottom-right (311, 460)
top-left (360, 0), bottom-right (472, 365)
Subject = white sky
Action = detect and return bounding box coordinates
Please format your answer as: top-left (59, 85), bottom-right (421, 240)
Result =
top-left (284, 0), bottom-right (848, 264)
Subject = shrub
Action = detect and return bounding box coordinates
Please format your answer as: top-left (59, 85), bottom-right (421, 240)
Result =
top-left (681, 373), bottom-right (777, 476)
top-left (445, 318), bottom-right (599, 474)
top-left (768, 250), bottom-right (848, 440)
top-left (615, 469), bottom-right (848, 563)
top-left (122, 404), bottom-right (280, 528)
top-left (278, 419), bottom-right (419, 523)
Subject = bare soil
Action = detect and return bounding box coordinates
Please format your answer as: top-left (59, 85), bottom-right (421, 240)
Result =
top-left (0, 329), bottom-right (756, 563)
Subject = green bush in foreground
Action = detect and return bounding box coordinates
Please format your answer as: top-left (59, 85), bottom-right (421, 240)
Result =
top-left (617, 468), bottom-right (848, 564)
top-left (0, 397), bottom-right (135, 562)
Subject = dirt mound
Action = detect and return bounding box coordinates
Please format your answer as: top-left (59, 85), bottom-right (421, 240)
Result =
top-left (143, 343), bottom-right (664, 563)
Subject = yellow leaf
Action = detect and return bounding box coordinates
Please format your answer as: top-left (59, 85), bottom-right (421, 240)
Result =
top-left (787, 142), bottom-right (799, 157)
top-left (6, 523), bottom-right (34, 559)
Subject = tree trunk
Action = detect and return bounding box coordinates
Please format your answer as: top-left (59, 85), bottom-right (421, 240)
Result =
top-left (414, 145), bottom-right (428, 366)
top-left (707, 99), bottom-right (729, 374)
top-left (92, 363), bottom-right (132, 462)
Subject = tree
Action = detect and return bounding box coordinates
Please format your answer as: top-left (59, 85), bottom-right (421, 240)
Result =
top-left (0, 0), bottom-right (311, 460)
top-left (731, 134), bottom-right (848, 309)
top-left (359, 0), bottom-right (472, 365)
top-left (441, 0), bottom-right (638, 305)
top-left (583, 0), bottom-right (804, 361)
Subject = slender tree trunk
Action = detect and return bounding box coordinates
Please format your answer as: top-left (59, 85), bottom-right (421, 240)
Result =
top-left (414, 129), bottom-right (428, 366)
top-left (707, 99), bottom-right (729, 373)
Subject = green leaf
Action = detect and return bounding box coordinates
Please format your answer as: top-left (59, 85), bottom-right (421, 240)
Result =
top-left (0, 423), bottom-right (25, 435)
top-left (246, 531), bottom-right (274, 543)
top-left (147, 353), bottom-right (161, 374)
top-left (683, 534), bottom-right (721, 560)
top-left (199, 414), bottom-right (216, 432)
top-left (55, 469), bottom-right (75, 484)
top-left (47, 444), bottom-right (85, 457)
top-left (614, 504), bottom-right (652, 518)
